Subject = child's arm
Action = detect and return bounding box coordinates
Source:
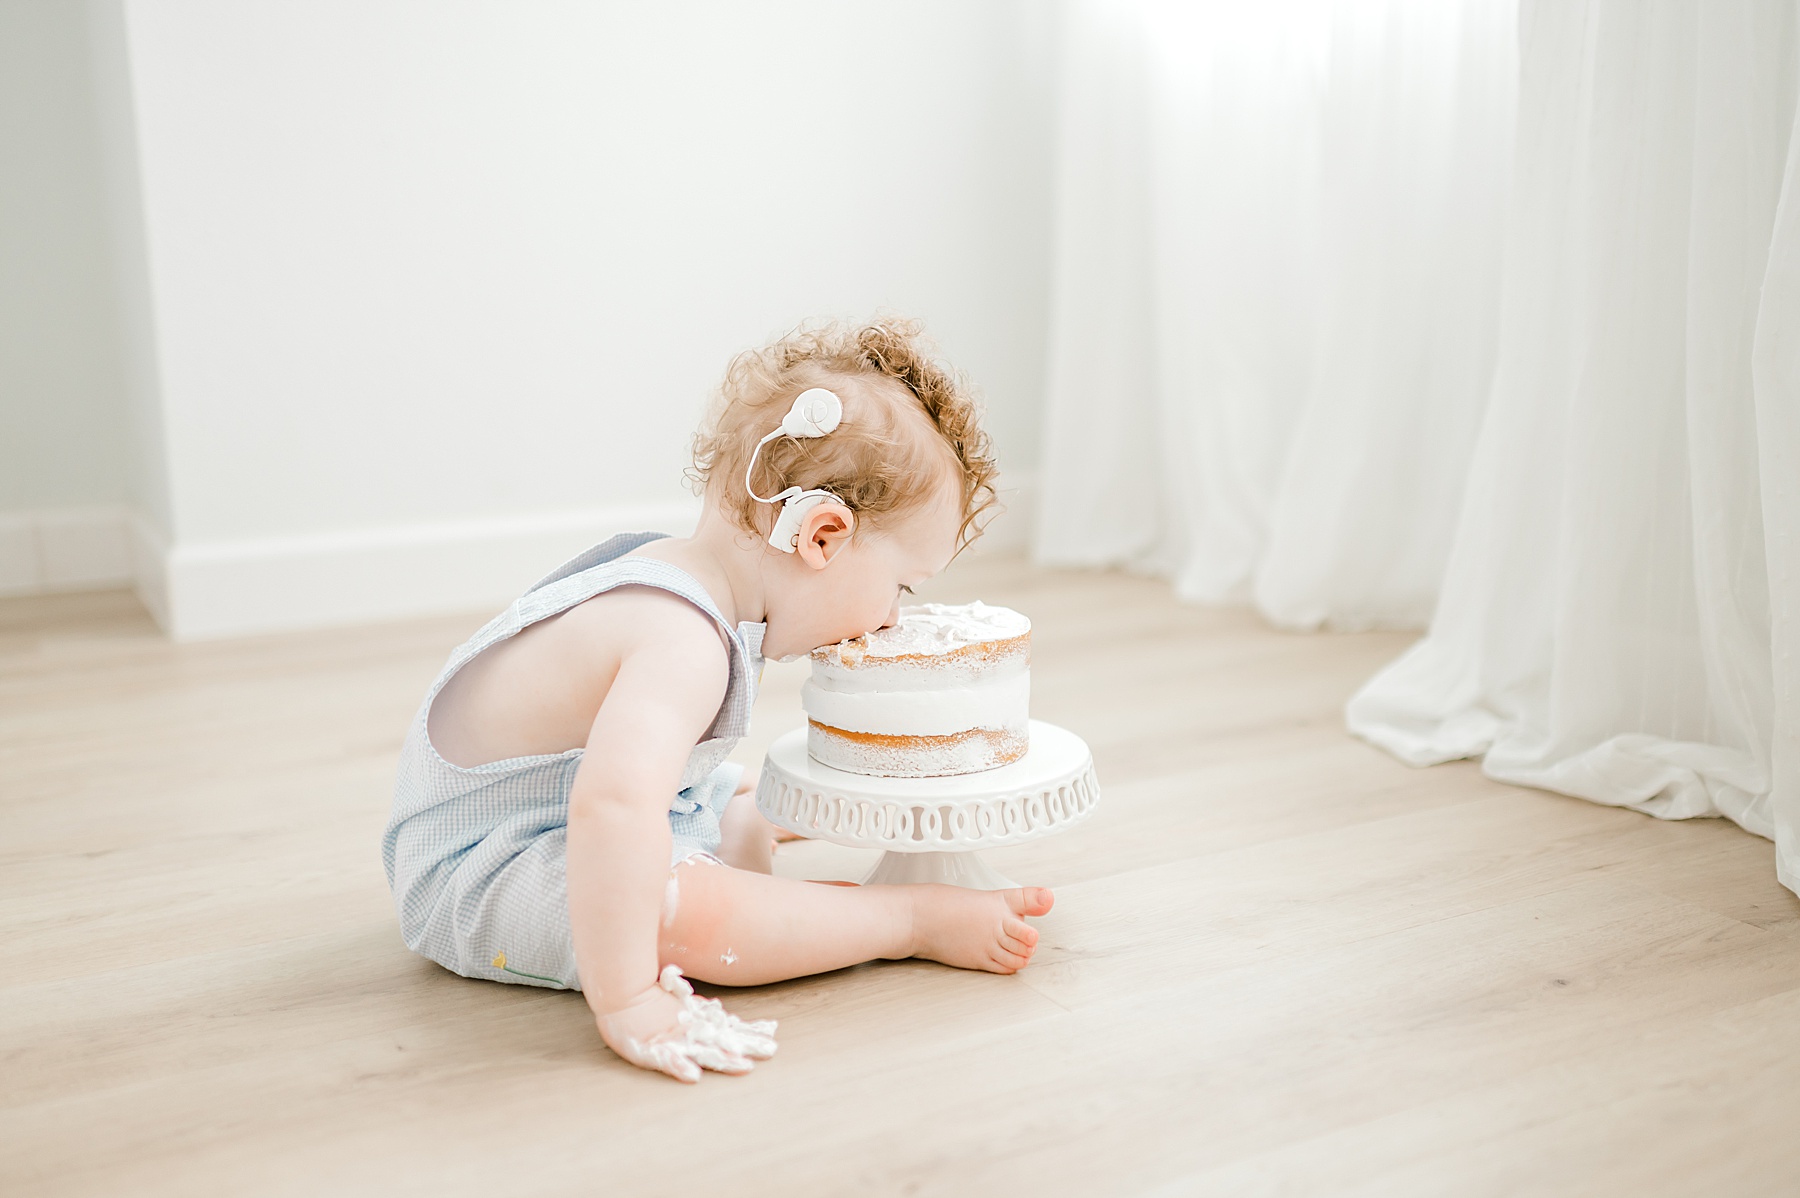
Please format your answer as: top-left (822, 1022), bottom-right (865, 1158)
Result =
top-left (563, 589), bottom-right (737, 1074)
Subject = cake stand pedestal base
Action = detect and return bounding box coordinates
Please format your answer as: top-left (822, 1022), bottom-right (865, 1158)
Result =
top-left (755, 720), bottom-right (1100, 892)
top-left (862, 849), bottom-right (1019, 890)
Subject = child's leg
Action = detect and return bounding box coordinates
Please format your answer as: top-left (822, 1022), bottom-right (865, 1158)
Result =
top-left (657, 862), bottom-right (1054, 987)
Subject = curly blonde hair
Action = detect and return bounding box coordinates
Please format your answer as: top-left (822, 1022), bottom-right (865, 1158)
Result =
top-left (689, 317), bottom-right (999, 548)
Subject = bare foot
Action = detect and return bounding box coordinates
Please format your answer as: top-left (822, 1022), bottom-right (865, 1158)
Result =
top-left (905, 885), bottom-right (1055, 974)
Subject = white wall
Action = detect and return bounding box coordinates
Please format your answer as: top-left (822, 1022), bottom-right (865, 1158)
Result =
top-left (1, 1), bottom-right (1055, 635)
top-left (118, 0), bottom-right (1054, 636)
top-left (0, 0), bottom-right (137, 593)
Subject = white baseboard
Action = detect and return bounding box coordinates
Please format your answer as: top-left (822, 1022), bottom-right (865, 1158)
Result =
top-left (0, 506), bottom-right (135, 597)
top-left (129, 513), bottom-right (171, 630)
top-left (153, 502), bottom-right (705, 640)
top-left (153, 477), bottom-right (1038, 640)
top-left (7, 477), bottom-right (1038, 639)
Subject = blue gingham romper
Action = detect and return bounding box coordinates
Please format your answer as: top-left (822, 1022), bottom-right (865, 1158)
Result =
top-left (380, 531), bottom-right (765, 990)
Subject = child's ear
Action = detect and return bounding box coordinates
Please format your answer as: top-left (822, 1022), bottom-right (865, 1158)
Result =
top-left (793, 503), bottom-right (855, 569)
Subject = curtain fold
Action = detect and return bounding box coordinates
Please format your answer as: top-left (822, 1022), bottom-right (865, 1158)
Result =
top-left (1346, 0), bottom-right (1800, 887)
top-left (1754, 24), bottom-right (1800, 891)
top-left (1037, 0), bottom-right (1517, 630)
top-left (1040, 0), bottom-right (1800, 892)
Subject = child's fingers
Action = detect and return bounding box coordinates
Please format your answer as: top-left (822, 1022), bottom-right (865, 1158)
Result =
top-left (623, 1037), bottom-right (703, 1084)
top-left (662, 1052), bottom-right (704, 1084)
top-left (725, 1027), bottom-right (778, 1060)
top-left (603, 967), bottom-right (778, 1080)
top-left (689, 1043), bottom-right (755, 1075)
top-left (685, 1006), bottom-right (779, 1062)
top-left (715, 1008), bottom-right (779, 1052)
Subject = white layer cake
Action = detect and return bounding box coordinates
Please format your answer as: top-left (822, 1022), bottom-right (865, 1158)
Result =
top-left (803, 601), bottom-right (1030, 777)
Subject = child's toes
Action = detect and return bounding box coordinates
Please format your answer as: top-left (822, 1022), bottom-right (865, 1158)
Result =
top-left (1004, 917), bottom-right (1039, 947)
top-left (1001, 929), bottom-right (1036, 958)
top-left (1006, 887), bottom-right (1055, 918)
top-left (991, 946), bottom-right (1030, 973)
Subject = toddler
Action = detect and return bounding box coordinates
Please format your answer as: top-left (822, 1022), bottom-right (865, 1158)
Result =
top-left (381, 318), bottom-right (1054, 1082)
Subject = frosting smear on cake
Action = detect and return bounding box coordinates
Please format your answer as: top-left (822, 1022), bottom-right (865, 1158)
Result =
top-left (804, 601), bottom-right (1030, 777)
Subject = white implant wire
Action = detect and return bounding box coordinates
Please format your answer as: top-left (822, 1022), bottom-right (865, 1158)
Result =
top-left (744, 430), bottom-right (800, 506)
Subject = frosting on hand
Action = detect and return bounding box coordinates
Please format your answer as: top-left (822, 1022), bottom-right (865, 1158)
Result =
top-left (603, 965), bottom-right (779, 1083)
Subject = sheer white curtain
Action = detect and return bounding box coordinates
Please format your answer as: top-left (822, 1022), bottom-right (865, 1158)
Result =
top-left (1040, 0), bottom-right (1800, 892)
top-left (1347, 1), bottom-right (1800, 890)
top-left (1036, 0), bottom-right (1518, 630)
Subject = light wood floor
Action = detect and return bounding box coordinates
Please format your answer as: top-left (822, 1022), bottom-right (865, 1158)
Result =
top-left (5, 556), bottom-right (1799, 1197)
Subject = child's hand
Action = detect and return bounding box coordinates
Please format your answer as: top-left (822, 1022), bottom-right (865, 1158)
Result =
top-left (595, 965), bottom-right (778, 1083)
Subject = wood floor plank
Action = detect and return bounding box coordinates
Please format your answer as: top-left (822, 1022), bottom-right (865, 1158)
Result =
top-left (1174, 985), bottom-right (1800, 1198)
top-left (3, 559), bottom-right (1796, 1196)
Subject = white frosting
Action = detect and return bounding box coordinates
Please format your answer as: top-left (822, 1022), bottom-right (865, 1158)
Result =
top-left (801, 673), bottom-right (1030, 736)
top-left (814, 600), bottom-right (1030, 664)
top-left (803, 600), bottom-right (1032, 776)
top-left (811, 651), bottom-right (1026, 694)
top-left (602, 965), bottom-right (778, 1082)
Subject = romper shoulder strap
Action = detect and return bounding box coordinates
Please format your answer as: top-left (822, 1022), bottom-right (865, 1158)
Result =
top-left (525, 531), bottom-right (669, 594)
top-left (511, 533), bottom-right (761, 744)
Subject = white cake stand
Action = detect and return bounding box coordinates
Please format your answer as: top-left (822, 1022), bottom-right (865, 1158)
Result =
top-left (755, 719), bottom-right (1100, 889)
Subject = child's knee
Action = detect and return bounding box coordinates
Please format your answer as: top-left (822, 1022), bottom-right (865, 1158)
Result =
top-left (659, 858), bottom-right (734, 960)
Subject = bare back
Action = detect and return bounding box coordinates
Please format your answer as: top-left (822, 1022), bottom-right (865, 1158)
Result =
top-left (428, 584), bottom-right (731, 768)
